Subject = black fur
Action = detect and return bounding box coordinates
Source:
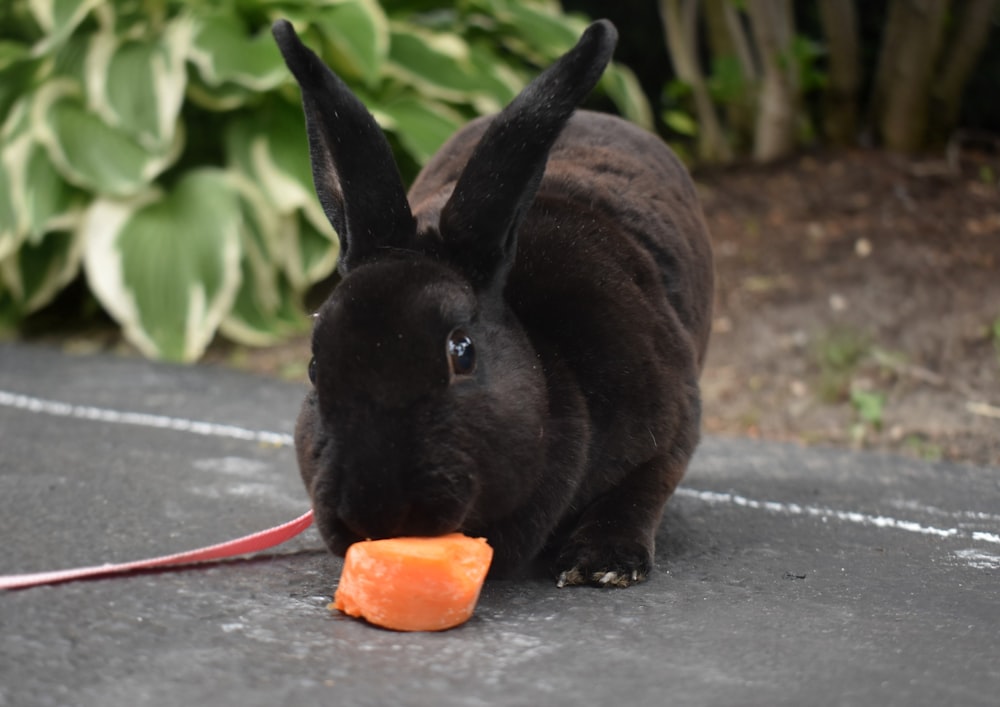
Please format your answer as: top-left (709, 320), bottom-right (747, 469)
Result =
top-left (274, 19), bottom-right (714, 587)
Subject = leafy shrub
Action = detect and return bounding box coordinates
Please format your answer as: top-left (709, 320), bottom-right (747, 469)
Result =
top-left (0, 0), bottom-right (650, 360)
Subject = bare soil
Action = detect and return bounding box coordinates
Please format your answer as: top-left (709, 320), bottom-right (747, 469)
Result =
top-left (697, 147), bottom-right (1000, 467)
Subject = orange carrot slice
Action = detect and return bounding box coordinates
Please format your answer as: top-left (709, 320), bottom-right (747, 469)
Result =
top-left (331, 534), bottom-right (493, 632)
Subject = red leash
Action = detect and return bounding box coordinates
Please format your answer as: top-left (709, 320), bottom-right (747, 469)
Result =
top-left (0, 509), bottom-right (314, 590)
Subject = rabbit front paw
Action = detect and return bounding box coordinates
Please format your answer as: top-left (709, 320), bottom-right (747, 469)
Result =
top-left (554, 536), bottom-right (652, 588)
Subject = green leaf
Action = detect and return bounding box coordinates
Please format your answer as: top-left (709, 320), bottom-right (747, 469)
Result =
top-left (33, 80), bottom-right (182, 196)
top-left (228, 174), bottom-right (283, 273)
top-left (84, 18), bottom-right (192, 153)
top-left (188, 11), bottom-right (287, 92)
top-left (602, 64), bottom-right (654, 129)
top-left (3, 129), bottom-right (84, 247)
top-left (0, 40), bottom-right (31, 70)
top-left (490, 1), bottom-right (585, 64)
top-left (0, 102), bottom-right (83, 266)
top-left (221, 263), bottom-right (308, 347)
top-left (25, 144), bottom-right (83, 239)
top-left (663, 109), bottom-right (698, 137)
top-left (664, 78), bottom-right (693, 101)
top-left (378, 96), bottom-right (465, 165)
top-left (50, 31), bottom-right (89, 84)
top-left (385, 25), bottom-right (508, 111)
top-left (220, 199), bottom-right (285, 346)
top-left (217, 175), bottom-right (299, 346)
top-left (789, 35), bottom-right (828, 92)
top-left (0, 227), bottom-right (83, 314)
top-left (309, 0), bottom-right (389, 88)
top-left (1, 101), bottom-right (33, 259)
top-left (466, 41), bottom-right (521, 108)
top-left (225, 102), bottom-right (327, 229)
top-left (184, 74), bottom-right (257, 112)
top-left (4, 90), bottom-right (86, 244)
top-left (0, 142), bottom-right (21, 263)
top-left (286, 213), bottom-right (339, 290)
top-left (707, 54), bottom-right (749, 104)
top-left (0, 290), bottom-right (18, 332)
top-left (0, 54), bottom-right (41, 123)
top-left (27, 0), bottom-right (104, 56)
top-left (225, 102), bottom-right (340, 290)
top-left (850, 389), bottom-right (885, 429)
top-left (82, 169), bottom-right (243, 361)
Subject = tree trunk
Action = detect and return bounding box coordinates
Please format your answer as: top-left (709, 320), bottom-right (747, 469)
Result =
top-left (703, 0), bottom-right (735, 66)
top-left (871, 0), bottom-right (950, 152)
top-left (703, 0), bottom-right (757, 149)
top-left (818, 0), bottom-right (861, 146)
top-left (658, 0), bottom-right (733, 163)
top-left (927, 0), bottom-right (999, 143)
top-left (745, 0), bottom-right (797, 162)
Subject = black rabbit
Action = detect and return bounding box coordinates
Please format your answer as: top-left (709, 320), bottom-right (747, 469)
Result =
top-left (272, 18), bottom-right (713, 587)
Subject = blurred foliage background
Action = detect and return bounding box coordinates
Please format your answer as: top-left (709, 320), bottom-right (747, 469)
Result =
top-left (1, 0), bottom-right (997, 361)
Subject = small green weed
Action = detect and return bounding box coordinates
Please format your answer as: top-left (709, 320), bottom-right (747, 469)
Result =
top-left (903, 435), bottom-right (944, 463)
top-left (850, 389), bottom-right (886, 430)
top-left (815, 328), bottom-right (871, 403)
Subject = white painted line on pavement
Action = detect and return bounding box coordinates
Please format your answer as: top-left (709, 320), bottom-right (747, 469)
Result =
top-left (0, 390), bottom-right (295, 448)
top-left (675, 487), bottom-right (1000, 547)
top-left (4, 389), bottom-right (997, 553)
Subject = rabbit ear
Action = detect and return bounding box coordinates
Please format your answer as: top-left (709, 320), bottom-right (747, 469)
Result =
top-left (439, 20), bottom-right (618, 291)
top-left (272, 20), bottom-right (415, 273)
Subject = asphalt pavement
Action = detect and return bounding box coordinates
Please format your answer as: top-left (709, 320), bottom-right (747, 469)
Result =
top-left (1, 342), bottom-right (997, 707)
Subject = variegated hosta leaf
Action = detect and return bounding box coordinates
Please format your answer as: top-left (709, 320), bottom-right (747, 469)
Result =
top-left (22, 138), bottom-right (84, 238)
top-left (385, 25), bottom-right (514, 113)
top-left (184, 74), bottom-right (257, 112)
top-left (228, 174), bottom-right (283, 283)
top-left (27, 0), bottom-right (104, 56)
top-left (285, 213), bottom-right (340, 292)
top-left (0, 227), bottom-right (83, 315)
top-left (33, 79), bottom-right (183, 196)
top-left (50, 32), bottom-right (89, 85)
top-left (84, 17), bottom-right (192, 154)
top-left (0, 148), bottom-right (20, 263)
top-left (220, 261), bottom-right (309, 347)
top-left (0, 47), bottom-right (40, 127)
top-left (487, 0), bottom-right (586, 64)
top-left (226, 106), bottom-right (339, 296)
top-left (378, 97), bottom-right (466, 165)
top-left (225, 103), bottom-right (332, 241)
top-left (305, 0), bottom-right (390, 87)
top-left (465, 1), bottom-right (652, 126)
top-left (2, 97), bottom-right (86, 257)
top-left (82, 169), bottom-right (242, 361)
top-left (219, 177), bottom-right (308, 346)
top-left (188, 11), bottom-right (287, 92)
top-left (0, 98), bottom-right (29, 260)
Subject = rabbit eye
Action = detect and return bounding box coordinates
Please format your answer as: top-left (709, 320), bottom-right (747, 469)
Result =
top-left (447, 329), bottom-right (476, 377)
top-left (308, 356), bottom-right (318, 385)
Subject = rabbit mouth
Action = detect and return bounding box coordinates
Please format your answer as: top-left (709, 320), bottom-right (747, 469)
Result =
top-left (323, 497), bottom-right (473, 556)
top-left (326, 518), bottom-right (364, 556)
